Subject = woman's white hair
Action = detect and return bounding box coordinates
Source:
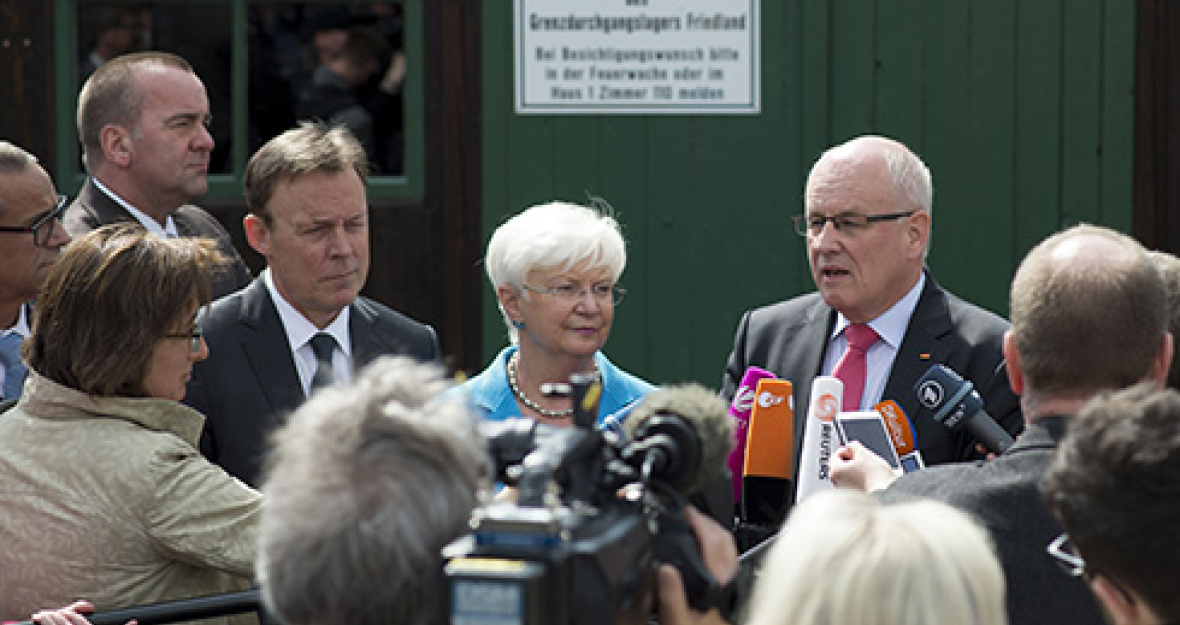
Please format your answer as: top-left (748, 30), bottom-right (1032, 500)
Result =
top-left (485, 200), bottom-right (627, 340)
top-left (746, 489), bottom-right (1006, 625)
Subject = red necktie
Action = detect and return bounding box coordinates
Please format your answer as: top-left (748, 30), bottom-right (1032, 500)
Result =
top-left (832, 323), bottom-right (879, 410)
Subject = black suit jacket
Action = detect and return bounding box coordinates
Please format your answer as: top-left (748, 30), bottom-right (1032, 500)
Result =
top-left (880, 417), bottom-right (1105, 625)
top-left (184, 277), bottom-right (439, 486)
top-left (723, 275), bottom-right (1021, 480)
top-left (63, 178), bottom-right (252, 299)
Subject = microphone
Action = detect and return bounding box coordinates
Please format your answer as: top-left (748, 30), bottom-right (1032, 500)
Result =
top-left (725, 366), bottom-right (777, 501)
top-left (624, 383), bottom-right (734, 496)
top-left (11, 589), bottom-right (262, 625)
top-left (796, 376), bottom-right (843, 502)
top-left (914, 364), bottom-right (1015, 454)
top-left (873, 400), bottom-right (924, 472)
top-left (740, 378), bottom-right (794, 524)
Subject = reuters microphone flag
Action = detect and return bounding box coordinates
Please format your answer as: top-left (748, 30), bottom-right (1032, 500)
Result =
top-left (726, 367), bottom-right (777, 501)
top-left (796, 376), bottom-right (843, 502)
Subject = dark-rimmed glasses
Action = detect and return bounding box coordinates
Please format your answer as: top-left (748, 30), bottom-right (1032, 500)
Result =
top-left (0, 194), bottom-right (68, 247)
top-left (1047, 533), bottom-right (1087, 578)
top-left (792, 210), bottom-right (916, 237)
top-left (523, 283), bottom-right (626, 306)
top-left (165, 326), bottom-right (204, 352)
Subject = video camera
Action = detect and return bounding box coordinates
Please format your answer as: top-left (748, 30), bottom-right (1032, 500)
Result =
top-left (444, 373), bottom-right (735, 625)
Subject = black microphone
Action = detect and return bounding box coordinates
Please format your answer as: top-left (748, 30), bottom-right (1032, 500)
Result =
top-left (623, 384), bottom-right (735, 614)
top-left (623, 383), bottom-right (734, 496)
top-left (11, 589), bottom-right (261, 625)
top-left (914, 364), bottom-right (1015, 454)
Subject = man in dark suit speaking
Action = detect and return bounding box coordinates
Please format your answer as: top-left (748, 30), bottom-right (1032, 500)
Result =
top-left (722, 135), bottom-right (1021, 508)
top-left (832, 224), bottom-right (1171, 625)
top-left (185, 122), bottom-right (438, 487)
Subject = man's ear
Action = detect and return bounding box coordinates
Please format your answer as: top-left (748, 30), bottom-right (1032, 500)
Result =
top-left (100, 124), bottom-right (133, 167)
top-left (1148, 331), bottom-right (1174, 387)
top-left (906, 210), bottom-right (931, 258)
top-left (1090, 574), bottom-right (1155, 625)
top-left (1002, 331), bottom-right (1024, 395)
top-left (243, 214), bottom-right (270, 257)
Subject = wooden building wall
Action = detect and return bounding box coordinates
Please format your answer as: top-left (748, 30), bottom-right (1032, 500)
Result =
top-left (479, 0), bottom-right (1137, 389)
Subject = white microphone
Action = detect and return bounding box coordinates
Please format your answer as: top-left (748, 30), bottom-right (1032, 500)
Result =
top-left (795, 376), bottom-right (843, 502)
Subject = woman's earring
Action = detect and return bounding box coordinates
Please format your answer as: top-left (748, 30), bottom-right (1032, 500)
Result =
top-left (511, 319), bottom-right (525, 329)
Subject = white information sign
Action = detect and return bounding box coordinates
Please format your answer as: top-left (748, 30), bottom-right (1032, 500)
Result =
top-left (515, 0), bottom-right (759, 114)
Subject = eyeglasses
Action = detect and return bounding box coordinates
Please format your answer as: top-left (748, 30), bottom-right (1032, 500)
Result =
top-left (0, 194), bottom-right (68, 247)
top-left (522, 283), bottom-right (626, 306)
top-left (164, 325), bottom-right (204, 352)
top-left (792, 210), bottom-right (917, 237)
top-left (1047, 533), bottom-right (1087, 578)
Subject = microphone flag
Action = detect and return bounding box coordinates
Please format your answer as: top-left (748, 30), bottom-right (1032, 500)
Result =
top-left (726, 366), bottom-right (777, 501)
top-left (795, 376), bottom-right (843, 503)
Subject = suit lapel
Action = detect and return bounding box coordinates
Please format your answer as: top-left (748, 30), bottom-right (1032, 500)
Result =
top-left (78, 179), bottom-right (137, 226)
top-left (238, 280), bottom-right (305, 423)
top-left (883, 276), bottom-right (956, 444)
top-left (783, 299), bottom-right (836, 475)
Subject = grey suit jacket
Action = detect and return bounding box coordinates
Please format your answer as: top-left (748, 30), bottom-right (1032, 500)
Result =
top-left (183, 277), bottom-right (439, 486)
top-left (63, 178), bottom-right (252, 299)
top-left (880, 417), bottom-right (1105, 625)
top-left (723, 274), bottom-right (1022, 473)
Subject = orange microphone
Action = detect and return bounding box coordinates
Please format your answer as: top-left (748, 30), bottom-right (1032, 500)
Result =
top-left (741, 378), bottom-right (795, 524)
top-left (874, 400), bottom-right (925, 473)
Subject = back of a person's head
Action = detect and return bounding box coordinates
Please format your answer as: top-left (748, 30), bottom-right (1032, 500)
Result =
top-left (746, 490), bottom-right (1006, 625)
top-left (1010, 224), bottom-right (1166, 400)
top-left (1042, 383), bottom-right (1180, 622)
top-left (258, 356), bottom-right (489, 625)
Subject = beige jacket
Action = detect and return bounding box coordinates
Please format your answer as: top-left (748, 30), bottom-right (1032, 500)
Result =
top-left (0, 372), bottom-right (261, 624)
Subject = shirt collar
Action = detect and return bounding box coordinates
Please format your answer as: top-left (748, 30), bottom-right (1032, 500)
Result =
top-left (831, 272), bottom-right (926, 348)
top-left (2, 304), bottom-right (31, 338)
top-left (92, 177), bottom-right (179, 237)
top-left (262, 268), bottom-right (352, 356)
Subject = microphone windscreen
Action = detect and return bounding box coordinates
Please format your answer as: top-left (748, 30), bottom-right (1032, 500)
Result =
top-left (742, 379), bottom-right (795, 479)
top-left (874, 400), bottom-right (916, 456)
top-left (726, 366), bottom-right (777, 500)
top-left (625, 383), bottom-right (734, 495)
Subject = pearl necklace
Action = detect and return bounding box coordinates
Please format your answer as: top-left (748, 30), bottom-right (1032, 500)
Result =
top-left (507, 352), bottom-right (574, 419)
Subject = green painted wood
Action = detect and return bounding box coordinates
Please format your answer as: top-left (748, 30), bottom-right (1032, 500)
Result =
top-left (481, 0), bottom-right (1136, 390)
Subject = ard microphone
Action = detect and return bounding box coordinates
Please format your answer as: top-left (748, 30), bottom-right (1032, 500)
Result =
top-left (914, 364), bottom-right (1015, 454)
top-left (624, 384), bottom-right (734, 496)
top-left (725, 366), bottom-right (777, 501)
top-left (740, 378), bottom-right (794, 524)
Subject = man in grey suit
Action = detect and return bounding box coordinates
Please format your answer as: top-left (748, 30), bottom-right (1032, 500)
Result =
top-left (723, 136), bottom-right (1020, 521)
top-left (833, 224), bottom-right (1172, 625)
top-left (63, 51), bottom-right (251, 299)
top-left (185, 122), bottom-right (439, 487)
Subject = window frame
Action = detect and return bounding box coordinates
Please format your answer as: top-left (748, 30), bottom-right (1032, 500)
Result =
top-left (53, 0), bottom-right (423, 200)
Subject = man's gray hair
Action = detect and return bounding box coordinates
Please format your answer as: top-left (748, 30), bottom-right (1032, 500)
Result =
top-left (258, 356), bottom-right (490, 625)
